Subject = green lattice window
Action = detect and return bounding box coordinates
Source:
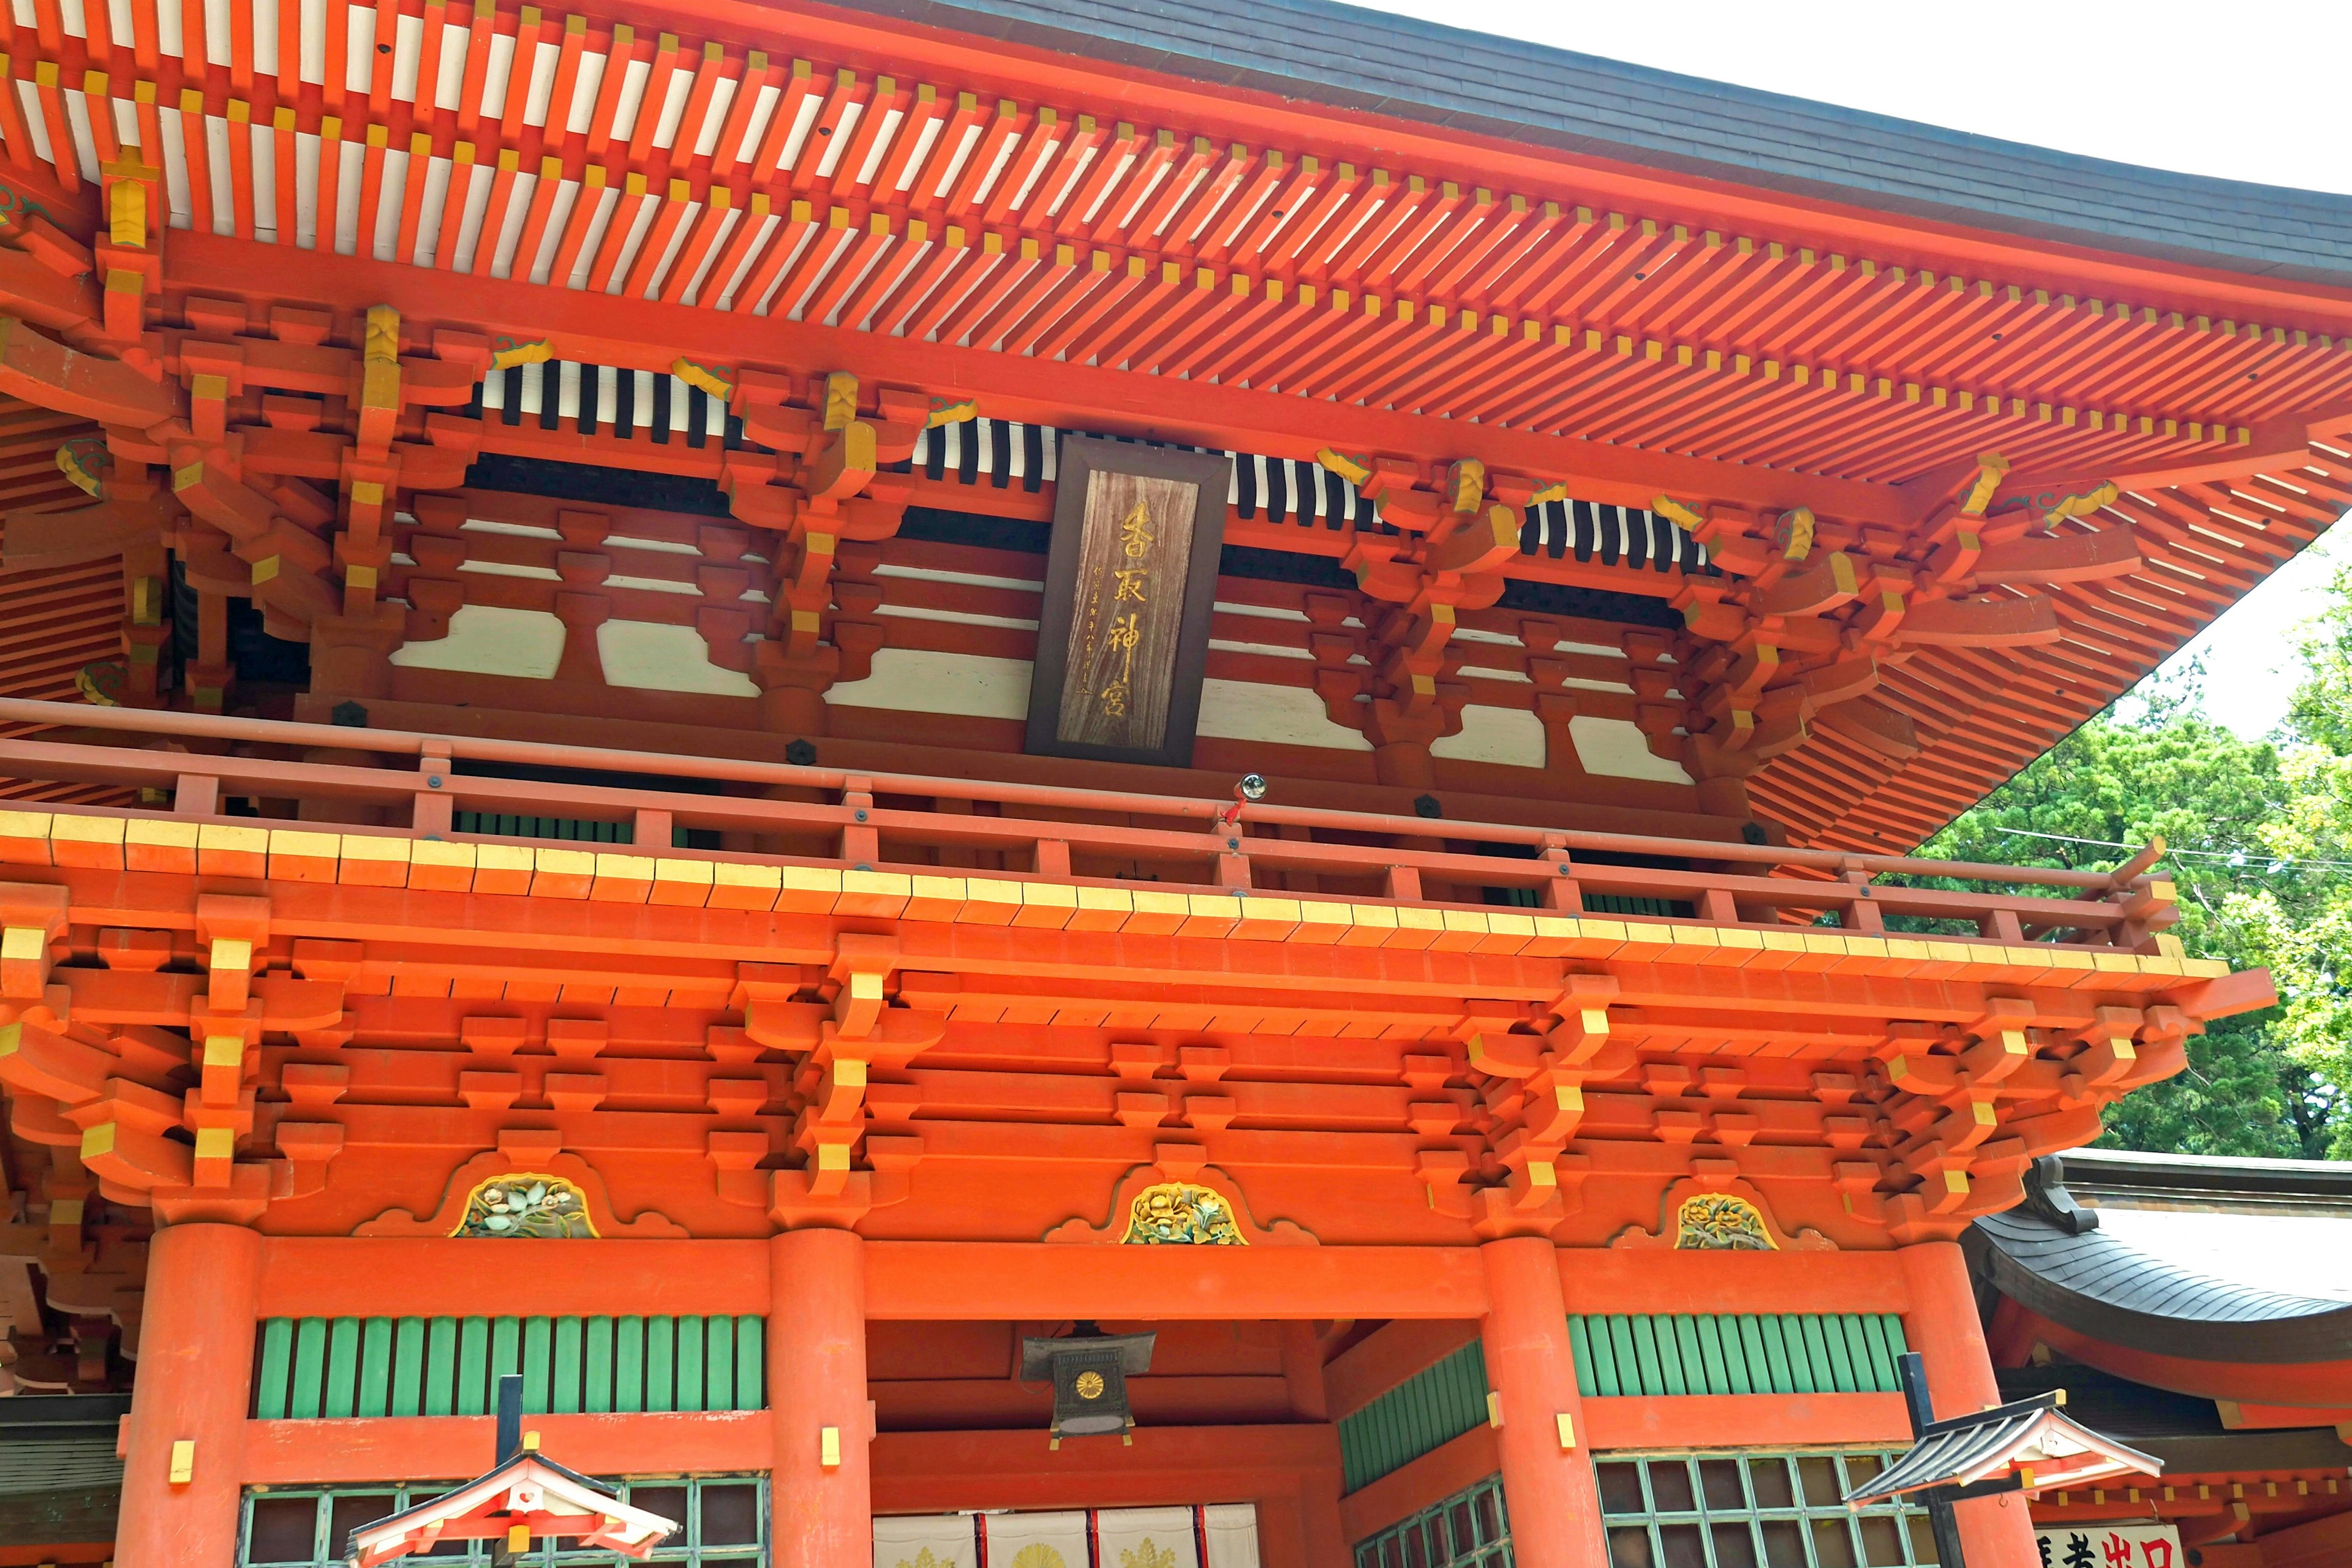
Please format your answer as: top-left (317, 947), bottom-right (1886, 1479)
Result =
top-left (1353, 1474), bottom-right (1510, 1568)
top-left (251, 1315), bottom-right (766, 1419)
top-left (1569, 1314), bottom-right (1909, 1398)
top-left (1338, 1341), bottom-right (1491, 1493)
top-left (240, 1475), bottom-right (766, 1566)
top-left (1597, 1452), bottom-right (1936, 1567)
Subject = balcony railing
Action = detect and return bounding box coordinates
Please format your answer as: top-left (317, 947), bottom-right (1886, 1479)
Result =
top-left (0, 699), bottom-right (2172, 951)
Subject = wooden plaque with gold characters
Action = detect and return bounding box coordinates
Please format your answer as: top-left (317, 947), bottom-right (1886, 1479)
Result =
top-left (1026, 435), bottom-right (1231, 767)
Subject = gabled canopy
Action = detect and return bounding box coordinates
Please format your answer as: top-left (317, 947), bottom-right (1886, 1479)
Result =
top-left (345, 1452), bottom-right (678, 1567)
top-left (1842, 1392), bottom-right (2161, 1506)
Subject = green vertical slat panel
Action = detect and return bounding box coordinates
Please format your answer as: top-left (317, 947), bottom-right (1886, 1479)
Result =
top-left (553, 1317), bottom-right (584, 1414)
top-left (1650, 1315), bottom-right (1687, 1396)
top-left (1627, 1316), bottom-right (1665, 1396)
top-left (1585, 1317), bottom-right (1620, 1398)
top-left (616, 1316), bottom-right (645, 1414)
top-left (1839, 1316), bottom-right (1878, 1392)
top-left (1567, 1316), bottom-right (1596, 1398)
top-left (1672, 1317), bottom-right (1708, 1396)
top-left (586, 1317), bottom-right (615, 1413)
top-left (706, 1316), bottom-right (734, 1412)
top-left (1711, 1315), bottom-right (1749, 1396)
top-left (1779, 1314), bottom-right (1818, 1393)
top-left (646, 1316), bottom-right (676, 1412)
top-left (391, 1319), bottom-right (426, 1417)
top-left (425, 1318), bottom-right (459, 1416)
top-left (456, 1317), bottom-right (491, 1415)
top-left (357, 1319), bottom-right (394, 1417)
top-left (677, 1316), bottom-right (707, 1411)
top-left (1858, 1314), bottom-right (1897, 1391)
top-left (522, 1317), bottom-right (553, 1413)
top-left (1607, 1316), bottom-right (1643, 1395)
top-left (324, 1319), bottom-right (361, 1417)
top-left (1815, 1314), bottom-right (1857, 1393)
top-left (492, 1316), bottom-right (522, 1406)
top-left (1800, 1314), bottom-right (1847, 1393)
top-left (1752, 1316), bottom-right (1792, 1394)
top-left (255, 1320), bottom-right (295, 1419)
top-left (735, 1316), bottom-right (764, 1410)
top-left (290, 1318), bottom-right (328, 1419)
top-left (1691, 1315), bottom-right (1730, 1395)
top-left (1882, 1313), bottom-right (1910, 1358)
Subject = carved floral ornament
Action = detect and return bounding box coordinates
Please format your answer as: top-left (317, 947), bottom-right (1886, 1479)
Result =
top-left (453, 1174), bottom-right (595, 1238)
top-left (1612, 1173), bottom-right (1835, 1251)
top-left (1121, 1183), bottom-right (1247, 1246)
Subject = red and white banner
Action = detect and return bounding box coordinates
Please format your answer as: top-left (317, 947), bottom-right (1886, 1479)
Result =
top-left (2034, 1522), bottom-right (2182, 1568)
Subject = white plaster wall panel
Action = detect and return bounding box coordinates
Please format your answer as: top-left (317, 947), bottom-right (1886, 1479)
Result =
top-left (1571, 714), bottom-right (1693, 783)
top-left (388, 606), bottom-right (566, 680)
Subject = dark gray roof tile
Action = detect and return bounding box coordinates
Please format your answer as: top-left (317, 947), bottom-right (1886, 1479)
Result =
top-left (837, 0), bottom-right (2352, 285)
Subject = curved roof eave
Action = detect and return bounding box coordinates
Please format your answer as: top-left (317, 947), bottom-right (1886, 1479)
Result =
top-left (832, 0), bottom-right (2352, 291)
top-left (1966, 1155), bottom-right (2352, 1365)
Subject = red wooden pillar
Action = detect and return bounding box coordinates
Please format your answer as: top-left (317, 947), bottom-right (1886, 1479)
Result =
top-left (1480, 1237), bottom-right (1607, 1568)
top-left (1901, 1242), bottom-right (2038, 1566)
top-left (116, 1223), bottom-right (263, 1568)
top-left (771, 1228), bottom-right (873, 1568)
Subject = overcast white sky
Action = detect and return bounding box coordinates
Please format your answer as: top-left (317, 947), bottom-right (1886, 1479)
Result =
top-left (1343, 0), bottom-right (2352, 739)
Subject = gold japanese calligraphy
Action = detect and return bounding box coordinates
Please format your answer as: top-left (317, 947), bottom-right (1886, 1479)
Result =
top-left (1055, 472), bottom-right (1201, 751)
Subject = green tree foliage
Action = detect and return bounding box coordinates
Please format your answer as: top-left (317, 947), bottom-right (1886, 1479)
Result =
top-left (1917, 669), bottom-right (2342, 1158)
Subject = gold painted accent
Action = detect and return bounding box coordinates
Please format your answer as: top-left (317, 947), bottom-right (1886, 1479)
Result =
top-left (168, 1439), bottom-right (195, 1484)
top-left (1011, 1548), bottom-right (1067, 1568)
top-left (820, 1425), bottom-right (842, 1467)
top-left (1121, 1182), bottom-right (1246, 1245)
top-left (673, 356), bottom-right (735, 400)
top-left (1118, 1542), bottom-right (1180, 1568)
top-left (1674, 1193), bottom-right (1776, 1251)
top-left (1074, 1369), bottom-right (1106, 1400)
top-left (452, 1173), bottom-right (596, 1238)
top-left (107, 178), bottom-right (145, 246)
top-left (489, 337), bottom-right (553, 371)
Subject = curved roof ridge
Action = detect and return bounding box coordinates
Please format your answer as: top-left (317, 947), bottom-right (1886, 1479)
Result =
top-left (840, 0), bottom-right (2352, 287)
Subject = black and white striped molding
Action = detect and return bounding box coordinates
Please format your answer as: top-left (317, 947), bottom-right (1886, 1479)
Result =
top-left (469, 363), bottom-right (1709, 574)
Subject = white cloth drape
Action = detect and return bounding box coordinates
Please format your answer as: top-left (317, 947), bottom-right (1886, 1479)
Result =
top-left (982, 1509), bottom-right (1093, 1568)
top-left (1201, 1505), bottom-right (1261, 1568)
top-left (1095, 1507), bottom-right (1200, 1568)
top-left (875, 1514), bottom-right (980, 1568)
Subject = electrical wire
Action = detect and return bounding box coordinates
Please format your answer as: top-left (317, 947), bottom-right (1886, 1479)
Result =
top-left (1992, 826), bottom-right (2352, 874)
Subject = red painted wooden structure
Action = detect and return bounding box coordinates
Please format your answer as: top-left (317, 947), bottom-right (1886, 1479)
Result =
top-left (0, 0), bottom-right (2341, 1562)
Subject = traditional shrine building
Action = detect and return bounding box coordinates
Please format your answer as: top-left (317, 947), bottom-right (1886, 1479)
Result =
top-left (1970, 1150), bottom-right (2352, 1566)
top-left (0, 0), bottom-right (2344, 1563)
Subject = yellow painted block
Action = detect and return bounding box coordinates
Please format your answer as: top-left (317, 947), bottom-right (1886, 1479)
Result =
top-left (2091, 951), bottom-right (2136, 974)
top-left (208, 937), bottom-right (252, 973)
top-left (0, 809), bottom-right (51, 865)
top-left (168, 1438), bottom-right (194, 1485)
top-left (1668, 923), bottom-right (1721, 949)
top-left (1521, 914), bottom-right (1583, 957)
top-left (1068, 884), bottom-right (1134, 932)
top-left (1431, 908), bottom-right (1491, 952)
top-left (902, 874), bottom-right (968, 922)
top-left (1121, 886), bottom-right (1189, 935)
top-left (1385, 905), bottom-right (1444, 951)
top-left (475, 846), bottom-right (536, 893)
top-left (959, 877), bottom-right (1023, 927)
top-left (410, 839), bottom-right (477, 892)
top-left (1840, 935), bottom-right (1890, 963)
top-left (196, 821), bottom-right (269, 877)
top-left (774, 864), bottom-right (842, 914)
top-left (650, 858), bottom-right (716, 908)
top-left (1291, 900), bottom-right (1352, 944)
top-left (1477, 909), bottom-right (1536, 954)
top-left (708, 861), bottom-right (783, 910)
top-left (336, 833), bottom-right (413, 887)
top-left (1013, 879), bottom-right (1077, 929)
top-left (589, 852), bottom-right (656, 903)
top-left (2186, 957), bottom-right (2229, 979)
top-left (266, 829), bottom-right (341, 883)
top-left (47, 812), bottom-right (123, 870)
top-left (1181, 892), bottom-right (1244, 939)
top-left (124, 816), bottom-right (198, 874)
top-left (1231, 894), bottom-right (1300, 941)
top-left (530, 846), bottom-right (597, 899)
top-left (837, 868), bottom-right (911, 918)
top-left (1337, 902), bottom-right (1397, 947)
top-left (1619, 920), bottom-right (1673, 949)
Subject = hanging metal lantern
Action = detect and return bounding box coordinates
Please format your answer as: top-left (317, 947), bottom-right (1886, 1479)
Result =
top-left (1019, 1325), bottom-right (1156, 1447)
